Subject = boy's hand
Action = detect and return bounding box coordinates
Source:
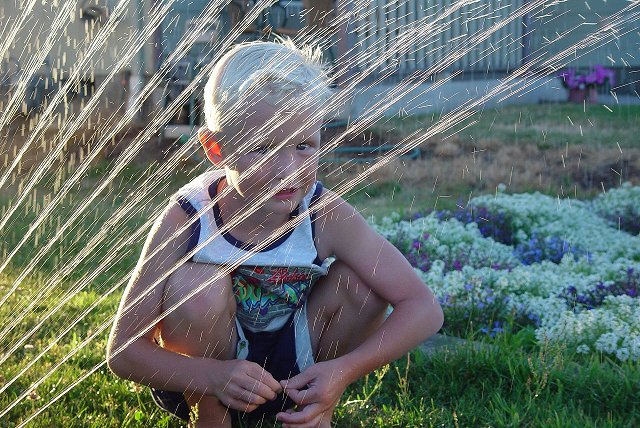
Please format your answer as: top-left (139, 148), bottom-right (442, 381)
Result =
top-left (276, 360), bottom-right (349, 427)
top-left (211, 359), bottom-right (282, 412)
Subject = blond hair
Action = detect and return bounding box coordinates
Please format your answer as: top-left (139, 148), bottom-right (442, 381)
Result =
top-left (203, 39), bottom-right (332, 133)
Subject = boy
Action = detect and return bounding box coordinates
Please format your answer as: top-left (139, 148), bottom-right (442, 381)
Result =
top-left (107, 40), bottom-right (443, 428)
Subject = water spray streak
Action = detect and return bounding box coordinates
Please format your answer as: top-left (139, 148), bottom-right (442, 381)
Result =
top-left (0, 0), bottom-right (286, 356)
top-left (1, 0), bottom-right (638, 422)
top-left (0, 0), bottom-right (135, 186)
top-left (0, 0), bottom-right (175, 307)
top-left (0, 0), bottom-right (263, 294)
top-left (0, 0), bottom-right (77, 137)
top-left (0, 0), bottom-right (37, 63)
top-left (0, 135), bottom-right (202, 354)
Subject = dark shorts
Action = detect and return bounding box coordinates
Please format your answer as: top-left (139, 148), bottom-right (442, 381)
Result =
top-left (150, 308), bottom-right (313, 422)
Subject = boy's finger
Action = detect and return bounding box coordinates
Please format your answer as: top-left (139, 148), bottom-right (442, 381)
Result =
top-left (235, 377), bottom-right (279, 401)
top-left (248, 380), bottom-right (279, 401)
top-left (220, 396), bottom-right (259, 413)
top-left (283, 387), bottom-right (316, 405)
top-left (276, 404), bottom-right (319, 424)
top-left (247, 364), bottom-right (283, 393)
top-left (223, 383), bottom-right (267, 404)
top-left (240, 390), bottom-right (268, 405)
top-left (280, 371), bottom-right (311, 390)
top-left (261, 374), bottom-right (283, 394)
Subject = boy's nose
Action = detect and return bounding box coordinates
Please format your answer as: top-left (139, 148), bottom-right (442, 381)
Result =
top-left (273, 152), bottom-right (299, 178)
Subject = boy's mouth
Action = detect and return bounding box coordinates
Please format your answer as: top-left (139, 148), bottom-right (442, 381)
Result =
top-left (273, 187), bottom-right (297, 199)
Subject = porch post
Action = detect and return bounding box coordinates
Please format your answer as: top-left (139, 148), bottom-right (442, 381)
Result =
top-left (335, 0), bottom-right (357, 88)
top-left (127, 0), bottom-right (145, 120)
top-left (521, 0), bottom-right (532, 65)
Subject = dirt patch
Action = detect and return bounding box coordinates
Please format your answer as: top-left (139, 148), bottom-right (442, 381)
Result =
top-left (318, 125), bottom-right (640, 196)
top-left (1, 111), bottom-right (170, 176)
top-left (3, 118), bottom-right (638, 200)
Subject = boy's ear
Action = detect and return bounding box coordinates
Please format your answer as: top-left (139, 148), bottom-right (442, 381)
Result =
top-left (198, 127), bottom-right (224, 166)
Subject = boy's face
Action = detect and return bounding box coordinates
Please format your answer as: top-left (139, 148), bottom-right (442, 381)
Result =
top-left (216, 97), bottom-right (323, 216)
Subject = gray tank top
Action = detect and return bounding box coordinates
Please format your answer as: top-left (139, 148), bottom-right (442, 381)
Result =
top-left (173, 170), bottom-right (332, 332)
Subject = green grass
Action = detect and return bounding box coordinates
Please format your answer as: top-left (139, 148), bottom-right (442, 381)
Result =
top-left (326, 103), bottom-right (640, 217)
top-left (2, 104), bottom-right (640, 426)
top-left (371, 104), bottom-right (640, 150)
top-left (341, 179), bottom-right (466, 219)
top-left (339, 344), bottom-right (640, 428)
top-left (3, 270), bottom-right (638, 428)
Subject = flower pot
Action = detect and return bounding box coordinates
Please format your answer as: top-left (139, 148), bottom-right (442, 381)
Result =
top-left (568, 87), bottom-right (598, 104)
top-left (568, 88), bottom-right (585, 103)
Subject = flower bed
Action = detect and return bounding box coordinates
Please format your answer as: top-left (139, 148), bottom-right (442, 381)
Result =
top-left (374, 183), bottom-right (640, 362)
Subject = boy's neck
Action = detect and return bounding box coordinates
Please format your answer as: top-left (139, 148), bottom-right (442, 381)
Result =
top-left (216, 179), bottom-right (293, 243)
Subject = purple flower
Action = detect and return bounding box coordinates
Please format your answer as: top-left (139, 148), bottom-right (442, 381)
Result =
top-left (527, 313), bottom-right (541, 326)
top-left (561, 269), bottom-right (639, 309)
top-left (514, 232), bottom-right (583, 265)
top-left (558, 65), bottom-right (615, 89)
top-left (438, 294), bottom-right (452, 307)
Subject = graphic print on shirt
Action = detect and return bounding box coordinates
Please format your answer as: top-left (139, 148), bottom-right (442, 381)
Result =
top-left (232, 265), bottom-right (322, 331)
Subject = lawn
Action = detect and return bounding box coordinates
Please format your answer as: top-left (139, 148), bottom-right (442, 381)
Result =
top-left (1, 104), bottom-right (639, 427)
top-left (327, 103), bottom-right (640, 218)
top-left (370, 104), bottom-right (640, 150)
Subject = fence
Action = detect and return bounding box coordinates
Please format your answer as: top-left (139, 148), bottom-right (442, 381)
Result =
top-left (350, 0), bottom-right (524, 77)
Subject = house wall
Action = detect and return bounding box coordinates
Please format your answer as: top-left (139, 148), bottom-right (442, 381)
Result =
top-left (2, 0), bottom-right (637, 117)
top-left (350, 0), bottom-right (524, 75)
top-left (0, 0), bottom-right (144, 78)
top-left (530, 0), bottom-right (640, 68)
top-left (348, 0), bottom-right (639, 73)
top-left (3, 0), bottom-right (636, 78)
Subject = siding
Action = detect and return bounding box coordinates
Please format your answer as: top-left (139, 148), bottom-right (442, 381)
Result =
top-left (529, 0), bottom-right (640, 68)
top-left (351, 0), bottom-right (524, 75)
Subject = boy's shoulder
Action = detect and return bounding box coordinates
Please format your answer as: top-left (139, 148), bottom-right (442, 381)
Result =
top-left (312, 188), bottom-right (373, 255)
top-left (173, 170), bottom-right (225, 205)
top-left (313, 188), bottom-right (359, 223)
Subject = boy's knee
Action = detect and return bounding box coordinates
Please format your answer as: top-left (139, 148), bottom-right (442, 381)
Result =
top-left (328, 262), bottom-right (388, 316)
top-left (163, 263), bottom-right (236, 324)
top-left (308, 261), bottom-right (388, 360)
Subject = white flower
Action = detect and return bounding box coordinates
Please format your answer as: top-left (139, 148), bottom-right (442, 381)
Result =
top-left (595, 332), bottom-right (621, 354)
top-left (576, 344), bottom-right (590, 354)
top-left (616, 347), bottom-right (630, 362)
top-left (372, 183), bottom-right (640, 363)
top-left (625, 335), bottom-right (640, 362)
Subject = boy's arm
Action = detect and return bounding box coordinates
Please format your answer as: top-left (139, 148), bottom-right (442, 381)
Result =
top-left (106, 202), bottom-right (280, 409)
top-left (323, 197), bottom-right (444, 380)
top-left (106, 202), bottom-right (209, 391)
top-left (278, 194), bottom-right (443, 425)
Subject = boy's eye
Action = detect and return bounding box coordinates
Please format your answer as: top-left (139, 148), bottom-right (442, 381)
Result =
top-left (296, 142), bottom-right (312, 150)
top-left (250, 146), bottom-right (270, 155)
